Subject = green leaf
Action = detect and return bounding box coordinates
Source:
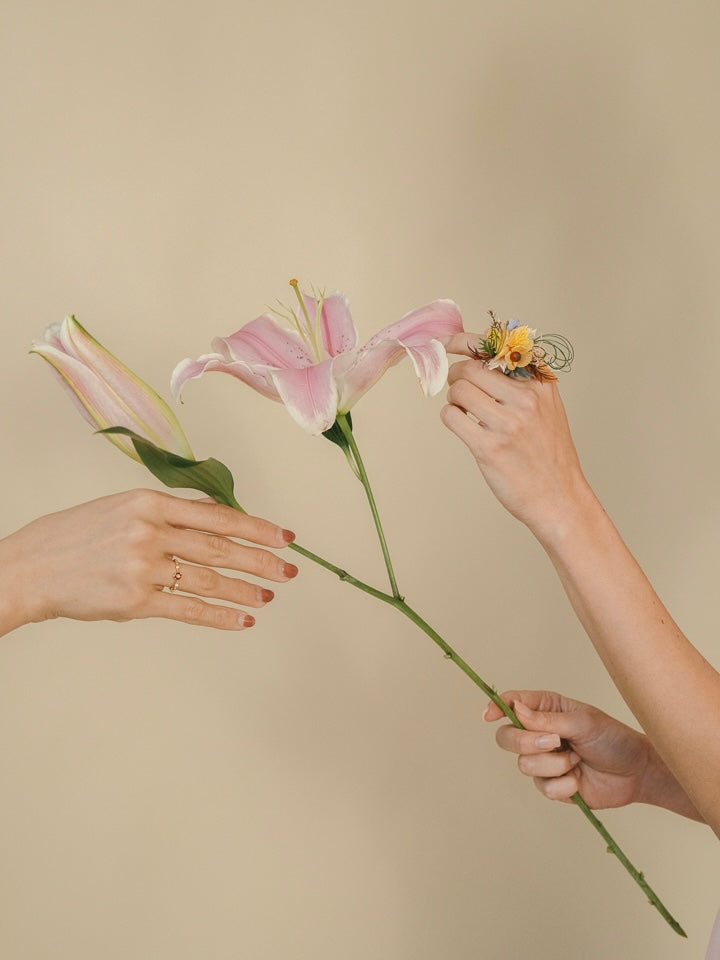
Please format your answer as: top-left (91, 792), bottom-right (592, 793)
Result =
top-left (322, 411), bottom-right (353, 450)
top-left (99, 428), bottom-right (243, 511)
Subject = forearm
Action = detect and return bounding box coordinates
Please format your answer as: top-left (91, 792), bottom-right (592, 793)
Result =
top-left (636, 734), bottom-right (706, 823)
top-left (536, 485), bottom-right (720, 833)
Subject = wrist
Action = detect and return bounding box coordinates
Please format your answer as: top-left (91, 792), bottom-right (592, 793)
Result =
top-left (634, 735), bottom-right (705, 822)
top-left (524, 473), bottom-right (604, 551)
top-left (0, 528), bottom-right (43, 637)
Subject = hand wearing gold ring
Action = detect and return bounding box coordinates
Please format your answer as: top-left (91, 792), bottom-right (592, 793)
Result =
top-left (0, 489), bottom-right (298, 636)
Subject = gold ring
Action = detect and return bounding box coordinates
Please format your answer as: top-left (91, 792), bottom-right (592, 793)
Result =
top-left (169, 557), bottom-right (183, 592)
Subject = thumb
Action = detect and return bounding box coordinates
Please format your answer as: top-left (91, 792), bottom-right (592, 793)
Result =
top-left (445, 332), bottom-right (481, 357)
top-left (513, 699), bottom-right (584, 741)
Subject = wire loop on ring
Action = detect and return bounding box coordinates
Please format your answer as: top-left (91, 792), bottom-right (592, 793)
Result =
top-left (169, 557), bottom-right (183, 593)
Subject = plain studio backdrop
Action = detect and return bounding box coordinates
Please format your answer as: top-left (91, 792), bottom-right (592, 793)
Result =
top-left (1, 1), bottom-right (719, 957)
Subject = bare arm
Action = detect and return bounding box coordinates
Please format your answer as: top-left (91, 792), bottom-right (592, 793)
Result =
top-left (441, 335), bottom-right (720, 835)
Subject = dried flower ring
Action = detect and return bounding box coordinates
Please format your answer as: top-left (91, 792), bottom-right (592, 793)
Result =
top-left (470, 310), bottom-right (574, 382)
top-left (168, 557), bottom-right (183, 593)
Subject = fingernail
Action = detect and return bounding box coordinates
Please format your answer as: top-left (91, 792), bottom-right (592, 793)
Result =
top-left (282, 529), bottom-right (296, 543)
top-left (535, 734), bottom-right (561, 750)
top-left (260, 589), bottom-right (274, 603)
top-left (242, 614), bottom-right (256, 628)
top-left (283, 562), bottom-right (299, 579)
top-left (482, 705), bottom-right (491, 721)
top-left (514, 701), bottom-right (532, 717)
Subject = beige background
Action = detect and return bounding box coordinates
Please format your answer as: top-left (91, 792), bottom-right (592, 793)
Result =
top-left (1, 0), bottom-right (719, 957)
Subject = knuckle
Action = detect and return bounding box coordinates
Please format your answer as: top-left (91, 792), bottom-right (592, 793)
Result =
top-left (126, 488), bottom-right (163, 514)
top-left (207, 501), bottom-right (232, 528)
top-left (446, 381), bottom-right (462, 402)
top-left (208, 605), bottom-right (237, 629)
top-left (502, 410), bottom-right (524, 438)
top-left (183, 597), bottom-right (208, 624)
top-left (546, 776), bottom-right (573, 801)
top-left (448, 380), bottom-right (471, 407)
top-left (439, 403), bottom-right (455, 426)
top-left (206, 534), bottom-right (231, 564)
top-left (244, 516), bottom-right (281, 547)
top-left (535, 778), bottom-right (553, 799)
top-left (257, 549), bottom-right (280, 577)
top-left (446, 360), bottom-right (464, 384)
top-left (126, 553), bottom-right (154, 585)
top-left (562, 753), bottom-right (579, 774)
top-left (519, 387), bottom-right (540, 414)
top-left (196, 566), bottom-right (220, 592)
top-left (237, 513), bottom-right (261, 534)
top-left (123, 518), bottom-right (156, 554)
top-left (495, 726), bottom-right (515, 751)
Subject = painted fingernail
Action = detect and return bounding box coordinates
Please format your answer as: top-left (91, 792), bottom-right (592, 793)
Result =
top-left (283, 562), bottom-right (299, 579)
top-left (242, 614), bottom-right (256, 628)
top-left (260, 588), bottom-right (274, 603)
top-left (282, 529), bottom-right (296, 543)
top-left (535, 734), bottom-right (561, 750)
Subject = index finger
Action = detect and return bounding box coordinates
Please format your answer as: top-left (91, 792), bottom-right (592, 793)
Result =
top-left (483, 690), bottom-right (566, 722)
top-left (160, 496), bottom-right (296, 547)
top-left (445, 332), bottom-right (482, 357)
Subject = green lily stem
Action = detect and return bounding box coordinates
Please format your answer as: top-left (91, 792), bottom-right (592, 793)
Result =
top-left (225, 454), bottom-right (683, 934)
top-left (570, 794), bottom-right (686, 938)
top-left (288, 539), bottom-right (686, 937)
top-left (336, 414), bottom-right (401, 600)
top-left (288, 541), bottom-right (518, 722)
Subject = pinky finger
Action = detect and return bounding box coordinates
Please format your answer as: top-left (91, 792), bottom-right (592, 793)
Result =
top-left (533, 773), bottom-right (579, 803)
top-left (145, 592), bottom-right (256, 631)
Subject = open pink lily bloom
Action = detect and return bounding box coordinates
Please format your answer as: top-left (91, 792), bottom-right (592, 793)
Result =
top-left (171, 286), bottom-right (464, 435)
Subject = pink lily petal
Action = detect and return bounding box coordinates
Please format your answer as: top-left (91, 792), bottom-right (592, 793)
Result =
top-left (270, 358), bottom-right (339, 435)
top-left (336, 339), bottom-right (407, 411)
top-left (301, 291), bottom-right (358, 358)
top-left (30, 342), bottom-right (148, 461)
top-left (402, 340), bottom-right (450, 397)
top-left (361, 299), bottom-right (463, 349)
top-left (171, 354), bottom-right (281, 403)
top-left (337, 299), bottom-right (463, 411)
top-left (40, 322), bottom-right (64, 351)
top-left (216, 315), bottom-right (314, 369)
top-left (58, 317), bottom-right (194, 458)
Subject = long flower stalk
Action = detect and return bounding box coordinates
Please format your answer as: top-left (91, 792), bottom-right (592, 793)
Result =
top-left (102, 425), bottom-right (686, 937)
top-left (336, 414), bottom-right (401, 599)
top-left (287, 423), bottom-right (686, 939)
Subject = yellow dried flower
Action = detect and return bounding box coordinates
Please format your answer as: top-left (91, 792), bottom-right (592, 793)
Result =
top-left (488, 325), bottom-right (537, 371)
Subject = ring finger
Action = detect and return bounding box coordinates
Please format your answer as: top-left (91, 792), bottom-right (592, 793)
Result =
top-left (518, 750), bottom-right (580, 779)
top-left (167, 531), bottom-right (298, 583)
top-left (446, 379), bottom-right (504, 428)
top-left (159, 558), bottom-right (275, 608)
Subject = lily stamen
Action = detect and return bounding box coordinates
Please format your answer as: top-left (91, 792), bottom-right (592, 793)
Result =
top-left (289, 278), bottom-right (324, 362)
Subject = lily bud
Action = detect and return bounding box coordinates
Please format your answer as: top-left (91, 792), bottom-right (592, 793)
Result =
top-left (31, 315), bottom-right (194, 462)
